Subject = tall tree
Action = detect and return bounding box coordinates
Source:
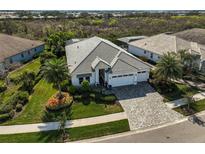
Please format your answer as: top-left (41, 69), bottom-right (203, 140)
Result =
top-left (154, 52), bottom-right (183, 83)
top-left (178, 50), bottom-right (199, 74)
top-left (41, 58), bottom-right (69, 98)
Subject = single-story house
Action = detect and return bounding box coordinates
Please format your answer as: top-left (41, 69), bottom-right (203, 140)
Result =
top-left (66, 36), bottom-right (151, 87)
top-left (117, 36), bottom-right (147, 49)
top-left (0, 33), bottom-right (44, 75)
top-left (173, 28), bottom-right (205, 72)
top-left (128, 33), bottom-right (205, 72)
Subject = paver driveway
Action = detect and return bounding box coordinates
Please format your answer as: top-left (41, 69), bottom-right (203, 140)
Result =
top-left (112, 82), bottom-right (183, 130)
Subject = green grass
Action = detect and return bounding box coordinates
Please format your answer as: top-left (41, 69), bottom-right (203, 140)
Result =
top-left (0, 119), bottom-right (129, 143)
top-left (174, 99), bottom-right (205, 116)
top-left (3, 79), bottom-right (57, 125)
top-left (8, 58), bottom-right (41, 80)
top-left (153, 82), bottom-right (199, 102)
top-left (71, 101), bottom-right (123, 119)
top-left (0, 83), bottom-right (19, 108)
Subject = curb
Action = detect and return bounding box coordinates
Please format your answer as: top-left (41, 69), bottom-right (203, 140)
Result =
top-left (73, 110), bottom-right (205, 143)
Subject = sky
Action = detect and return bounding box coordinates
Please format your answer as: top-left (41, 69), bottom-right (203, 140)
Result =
top-left (0, 0), bottom-right (205, 10)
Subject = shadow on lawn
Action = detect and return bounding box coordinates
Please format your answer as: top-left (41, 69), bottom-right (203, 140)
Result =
top-left (41, 107), bottom-right (72, 123)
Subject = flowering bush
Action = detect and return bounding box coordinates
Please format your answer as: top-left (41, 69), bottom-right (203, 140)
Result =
top-left (46, 93), bottom-right (73, 111)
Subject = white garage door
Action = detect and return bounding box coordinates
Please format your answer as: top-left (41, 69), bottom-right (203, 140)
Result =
top-left (137, 71), bottom-right (148, 82)
top-left (109, 74), bottom-right (135, 87)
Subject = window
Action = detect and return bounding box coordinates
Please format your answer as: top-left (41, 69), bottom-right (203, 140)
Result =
top-left (138, 71), bottom-right (142, 74)
top-left (21, 53), bottom-right (24, 58)
top-left (144, 50), bottom-right (146, 54)
top-left (9, 58), bottom-right (13, 64)
top-left (85, 76), bottom-right (90, 83)
top-left (141, 71), bottom-right (146, 73)
top-left (112, 76), bottom-right (117, 78)
top-left (35, 48), bottom-right (37, 52)
top-left (128, 74), bottom-right (133, 76)
top-left (79, 77), bottom-right (83, 84)
top-left (28, 50), bottom-right (31, 55)
top-left (118, 75), bottom-right (122, 77)
top-left (123, 74), bottom-right (128, 77)
top-left (150, 53), bottom-right (153, 59)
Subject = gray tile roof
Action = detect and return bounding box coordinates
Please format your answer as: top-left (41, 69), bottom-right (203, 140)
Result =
top-left (0, 33), bottom-right (44, 62)
top-left (174, 28), bottom-right (205, 45)
top-left (65, 36), bottom-right (151, 74)
top-left (129, 33), bottom-right (204, 56)
top-left (117, 36), bottom-right (147, 44)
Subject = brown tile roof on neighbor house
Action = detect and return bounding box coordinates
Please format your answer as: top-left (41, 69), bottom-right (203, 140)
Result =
top-left (0, 33), bottom-right (44, 62)
top-left (173, 28), bottom-right (205, 45)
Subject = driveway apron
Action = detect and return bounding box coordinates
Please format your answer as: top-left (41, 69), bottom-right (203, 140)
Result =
top-left (112, 82), bottom-right (183, 130)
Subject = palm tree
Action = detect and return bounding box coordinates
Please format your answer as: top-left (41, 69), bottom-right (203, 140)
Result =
top-left (154, 52), bottom-right (183, 83)
top-left (178, 50), bottom-right (199, 73)
top-left (41, 58), bottom-right (69, 98)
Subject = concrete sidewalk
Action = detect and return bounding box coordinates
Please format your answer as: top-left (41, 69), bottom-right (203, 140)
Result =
top-left (165, 92), bottom-right (205, 109)
top-left (0, 112), bottom-right (127, 135)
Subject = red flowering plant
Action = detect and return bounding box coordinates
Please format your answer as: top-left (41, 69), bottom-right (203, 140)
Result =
top-left (46, 93), bottom-right (73, 111)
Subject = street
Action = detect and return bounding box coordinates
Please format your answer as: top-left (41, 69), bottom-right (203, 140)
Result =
top-left (93, 113), bottom-right (205, 143)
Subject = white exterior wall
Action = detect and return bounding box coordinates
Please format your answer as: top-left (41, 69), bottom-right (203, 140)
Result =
top-left (128, 45), bottom-right (161, 62)
top-left (71, 72), bottom-right (96, 87)
top-left (108, 70), bottom-right (149, 87)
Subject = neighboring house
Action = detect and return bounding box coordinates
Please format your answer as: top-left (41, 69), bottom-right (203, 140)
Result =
top-left (117, 36), bottom-right (147, 49)
top-left (128, 33), bottom-right (205, 72)
top-left (65, 36), bottom-right (151, 87)
top-left (173, 28), bottom-right (205, 72)
top-left (0, 33), bottom-right (44, 75)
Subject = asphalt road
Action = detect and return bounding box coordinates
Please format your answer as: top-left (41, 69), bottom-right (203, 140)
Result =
top-left (96, 113), bottom-right (205, 143)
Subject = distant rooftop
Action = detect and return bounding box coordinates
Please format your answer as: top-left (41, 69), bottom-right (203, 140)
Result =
top-left (117, 36), bottom-right (147, 44)
top-left (173, 28), bottom-right (205, 45)
top-left (0, 33), bottom-right (44, 62)
top-left (129, 33), bottom-right (205, 57)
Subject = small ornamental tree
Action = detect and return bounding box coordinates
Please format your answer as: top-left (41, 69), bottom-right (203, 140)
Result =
top-left (81, 80), bottom-right (90, 98)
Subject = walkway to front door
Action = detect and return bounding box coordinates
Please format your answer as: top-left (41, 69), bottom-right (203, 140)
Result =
top-left (112, 82), bottom-right (183, 130)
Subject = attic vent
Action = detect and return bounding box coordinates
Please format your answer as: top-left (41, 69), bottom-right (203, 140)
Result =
top-left (74, 61), bottom-right (77, 64)
top-left (77, 46), bottom-right (79, 48)
top-left (144, 43), bottom-right (147, 45)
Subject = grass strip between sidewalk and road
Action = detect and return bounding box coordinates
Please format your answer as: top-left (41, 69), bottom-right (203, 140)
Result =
top-left (0, 119), bottom-right (130, 143)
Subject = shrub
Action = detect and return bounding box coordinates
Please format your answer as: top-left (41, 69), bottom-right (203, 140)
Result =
top-left (0, 113), bottom-right (10, 122)
top-left (15, 91), bottom-right (29, 105)
top-left (0, 103), bottom-right (13, 114)
top-left (60, 80), bottom-right (70, 92)
top-left (0, 91), bottom-right (29, 114)
top-left (0, 84), bottom-right (7, 93)
top-left (68, 85), bottom-right (77, 95)
top-left (81, 80), bottom-right (90, 93)
top-left (16, 104), bottom-right (23, 112)
top-left (9, 110), bottom-right (15, 118)
top-left (101, 95), bottom-right (117, 103)
top-left (46, 93), bottom-right (73, 111)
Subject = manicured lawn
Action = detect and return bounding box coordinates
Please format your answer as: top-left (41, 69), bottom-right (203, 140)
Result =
top-left (4, 79), bottom-right (57, 125)
top-left (71, 101), bottom-right (123, 119)
top-left (0, 119), bottom-right (129, 143)
top-left (152, 82), bottom-right (199, 102)
top-left (8, 58), bottom-right (41, 80)
top-left (0, 83), bottom-right (19, 108)
top-left (2, 79), bottom-right (122, 125)
top-left (174, 99), bottom-right (205, 116)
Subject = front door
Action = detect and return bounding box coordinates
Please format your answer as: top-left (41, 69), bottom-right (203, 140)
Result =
top-left (99, 69), bottom-right (105, 86)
